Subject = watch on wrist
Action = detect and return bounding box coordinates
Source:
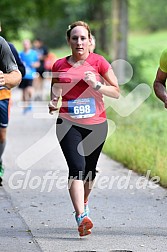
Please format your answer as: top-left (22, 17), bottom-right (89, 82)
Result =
top-left (93, 81), bottom-right (102, 91)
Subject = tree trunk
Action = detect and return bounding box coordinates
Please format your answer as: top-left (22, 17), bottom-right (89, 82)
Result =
top-left (99, 1), bottom-right (107, 52)
top-left (112, 0), bottom-right (128, 61)
top-left (88, 0), bottom-right (109, 53)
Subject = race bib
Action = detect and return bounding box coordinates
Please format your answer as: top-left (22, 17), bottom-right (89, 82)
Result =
top-left (68, 98), bottom-right (96, 119)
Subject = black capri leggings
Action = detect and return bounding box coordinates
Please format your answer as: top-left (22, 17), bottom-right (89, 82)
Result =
top-left (56, 117), bottom-right (108, 181)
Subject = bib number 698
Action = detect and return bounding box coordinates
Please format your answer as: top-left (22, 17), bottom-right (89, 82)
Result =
top-left (74, 105), bottom-right (91, 115)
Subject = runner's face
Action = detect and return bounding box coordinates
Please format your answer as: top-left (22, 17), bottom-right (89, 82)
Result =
top-left (68, 26), bottom-right (90, 57)
top-left (23, 39), bottom-right (31, 50)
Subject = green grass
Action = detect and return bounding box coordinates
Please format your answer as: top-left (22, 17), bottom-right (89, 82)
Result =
top-left (103, 103), bottom-right (167, 187)
top-left (128, 30), bottom-right (167, 84)
top-left (129, 30), bottom-right (167, 50)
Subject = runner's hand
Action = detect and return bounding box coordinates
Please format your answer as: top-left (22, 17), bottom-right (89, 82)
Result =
top-left (0, 71), bottom-right (5, 86)
top-left (84, 71), bottom-right (96, 88)
top-left (48, 98), bottom-right (59, 114)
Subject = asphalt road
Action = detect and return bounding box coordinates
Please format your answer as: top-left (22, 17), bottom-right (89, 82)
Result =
top-left (0, 87), bottom-right (167, 252)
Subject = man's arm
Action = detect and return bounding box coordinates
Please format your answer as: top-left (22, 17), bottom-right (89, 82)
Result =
top-left (0, 70), bottom-right (21, 89)
top-left (0, 36), bottom-right (22, 88)
top-left (153, 68), bottom-right (167, 108)
top-left (4, 71), bottom-right (21, 89)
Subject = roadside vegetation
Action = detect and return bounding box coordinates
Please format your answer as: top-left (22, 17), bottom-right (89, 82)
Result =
top-left (103, 30), bottom-right (167, 187)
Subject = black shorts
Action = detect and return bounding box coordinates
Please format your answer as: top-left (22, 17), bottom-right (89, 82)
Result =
top-left (56, 117), bottom-right (108, 181)
top-left (36, 63), bottom-right (46, 78)
top-left (19, 79), bottom-right (33, 89)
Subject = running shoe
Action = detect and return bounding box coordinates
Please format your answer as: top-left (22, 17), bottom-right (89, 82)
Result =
top-left (75, 212), bottom-right (93, 237)
top-left (0, 162), bottom-right (4, 186)
top-left (23, 104), bottom-right (32, 114)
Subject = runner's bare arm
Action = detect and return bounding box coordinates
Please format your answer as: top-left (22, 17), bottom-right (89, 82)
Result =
top-left (153, 68), bottom-right (167, 108)
top-left (0, 70), bottom-right (21, 89)
top-left (50, 78), bottom-right (62, 100)
top-left (98, 68), bottom-right (119, 98)
top-left (84, 69), bottom-right (119, 98)
top-left (49, 78), bottom-right (62, 113)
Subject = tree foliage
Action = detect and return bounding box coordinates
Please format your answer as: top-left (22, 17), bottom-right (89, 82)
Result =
top-left (129, 0), bottom-right (167, 31)
top-left (0, 0), bottom-right (37, 39)
top-left (0, 0), bottom-right (112, 48)
top-left (1, 0), bottom-right (167, 50)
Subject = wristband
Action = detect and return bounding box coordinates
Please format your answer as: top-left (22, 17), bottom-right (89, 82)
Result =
top-left (93, 81), bottom-right (102, 91)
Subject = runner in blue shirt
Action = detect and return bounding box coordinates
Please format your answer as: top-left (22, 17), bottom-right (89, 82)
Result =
top-left (19, 39), bottom-right (39, 114)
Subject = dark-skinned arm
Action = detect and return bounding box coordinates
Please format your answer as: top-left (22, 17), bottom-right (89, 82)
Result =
top-left (153, 68), bottom-right (167, 108)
